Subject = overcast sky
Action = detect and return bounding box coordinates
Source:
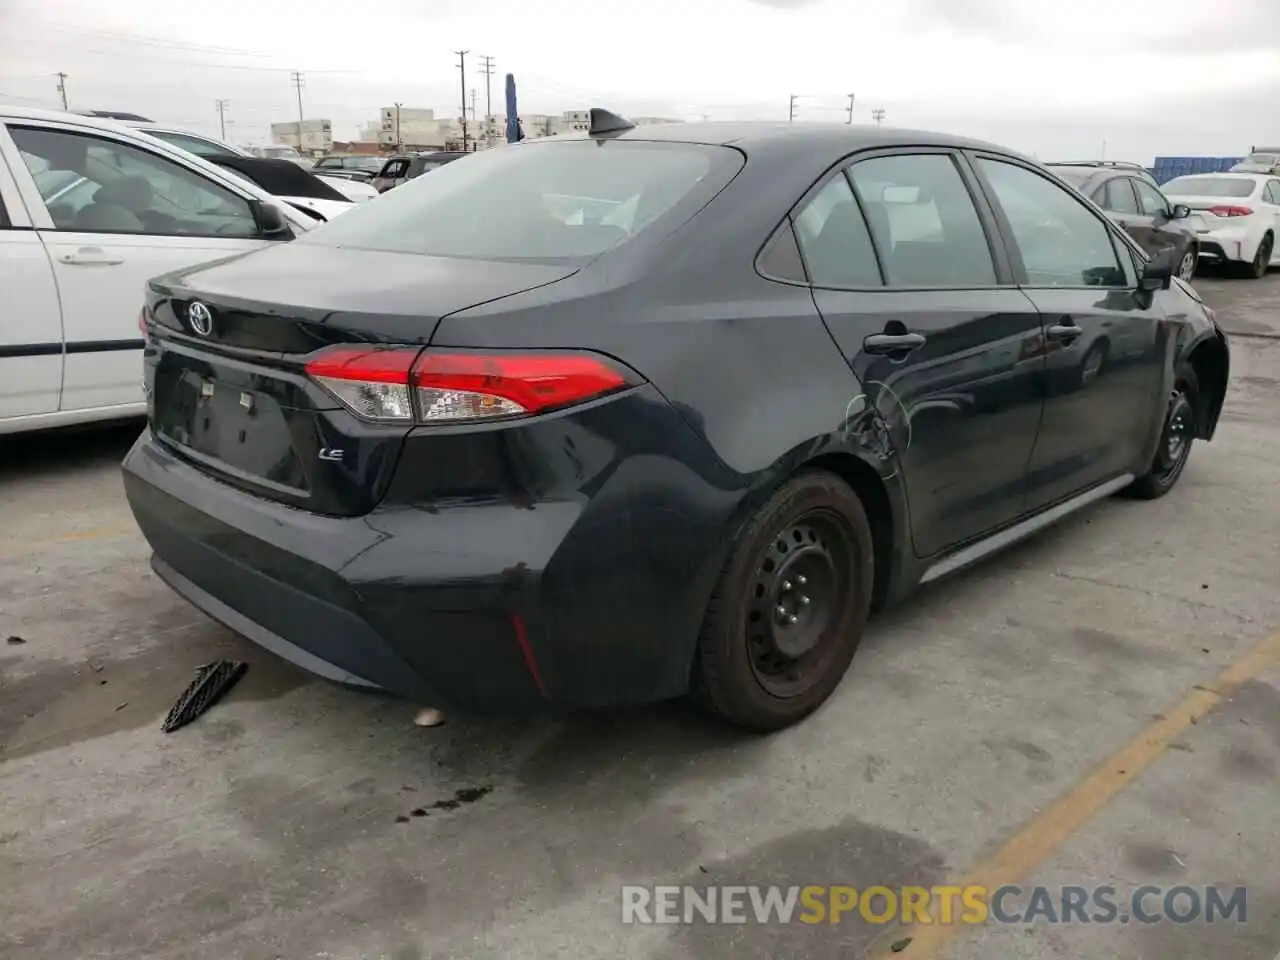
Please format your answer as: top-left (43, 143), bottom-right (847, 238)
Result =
top-left (1, 0), bottom-right (1278, 159)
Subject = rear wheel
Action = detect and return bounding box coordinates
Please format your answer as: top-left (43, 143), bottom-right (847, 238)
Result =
top-left (1125, 365), bottom-right (1199, 500)
top-left (1247, 233), bottom-right (1273, 279)
top-left (1178, 245), bottom-right (1198, 281)
top-left (692, 471), bottom-right (873, 732)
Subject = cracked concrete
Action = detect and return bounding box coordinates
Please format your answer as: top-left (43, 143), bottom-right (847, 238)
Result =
top-left (2, 270), bottom-right (1279, 960)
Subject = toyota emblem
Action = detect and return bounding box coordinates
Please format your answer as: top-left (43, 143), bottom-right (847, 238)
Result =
top-left (187, 301), bottom-right (214, 337)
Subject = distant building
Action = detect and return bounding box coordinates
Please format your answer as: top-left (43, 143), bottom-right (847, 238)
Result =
top-left (270, 119), bottom-right (333, 156)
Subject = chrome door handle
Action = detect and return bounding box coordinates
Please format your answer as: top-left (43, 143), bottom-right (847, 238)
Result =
top-left (59, 248), bottom-right (124, 266)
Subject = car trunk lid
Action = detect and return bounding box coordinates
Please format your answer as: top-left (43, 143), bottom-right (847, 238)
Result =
top-left (144, 243), bottom-right (578, 516)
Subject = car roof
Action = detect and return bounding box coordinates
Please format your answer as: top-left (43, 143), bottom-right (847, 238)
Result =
top-left (1166, 171), bottom-right (1270, 181)
top-left (1, 103), bottom-right (159, 133)
top-left (550, 120), bottom-right (1008, 151)
top-left (545, 121), bottom-right (1030, 162)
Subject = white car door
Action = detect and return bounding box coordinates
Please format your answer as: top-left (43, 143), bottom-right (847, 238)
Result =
top-left (0, 147), bottom-right (63, 422)
top-left (0, 119), bottom-right (278, 414)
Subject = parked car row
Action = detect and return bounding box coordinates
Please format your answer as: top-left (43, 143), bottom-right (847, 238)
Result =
top-left (1049, 160), bottom-right (1280, 279)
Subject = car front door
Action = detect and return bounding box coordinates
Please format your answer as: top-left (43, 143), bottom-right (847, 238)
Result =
top-left (798, 150), bottom-right (1046, 557)
top-left (0, 147), bottom-right (63, 422)
top-left (971, 155), bottom-right (1165, 512)
top-left (0, 120), bottom-right (280, 414)
top-left (1133, 178), bottom-right (1187, 258)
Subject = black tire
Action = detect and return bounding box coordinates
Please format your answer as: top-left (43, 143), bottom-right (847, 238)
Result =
top-left (1246, 233), bottom-right (1272, 279)
top-left (1125, 364), bottom-right (1199, 500)
top-left (691, 471), bottom-right (874, 732)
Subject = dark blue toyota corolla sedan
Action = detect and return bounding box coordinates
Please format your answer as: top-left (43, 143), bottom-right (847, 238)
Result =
top-left (123, 110), bottom-right (1229, 731)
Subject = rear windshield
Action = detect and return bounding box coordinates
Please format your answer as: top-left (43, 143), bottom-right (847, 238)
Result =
top-left (1045, 167), bottom-right (1093, 188)
top-left (301, 140), bottom-right (731, 261)
top-left (1244, 154), bottom-right (1279, 165)
top-left (1162, 176), bottom-right (1255, 198)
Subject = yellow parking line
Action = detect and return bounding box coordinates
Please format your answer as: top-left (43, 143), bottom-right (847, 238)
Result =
top-left (865, 628), bottom-right (1280, 959)
top-left (0, 521), bottom-right (137, 559)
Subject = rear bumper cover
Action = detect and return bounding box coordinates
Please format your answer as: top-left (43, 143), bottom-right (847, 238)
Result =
top-left (122, 392), bottom-right (736, 712)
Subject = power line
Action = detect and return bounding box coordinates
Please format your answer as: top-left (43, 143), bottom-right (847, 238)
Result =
top-left (55, 71), bottom-right (68, 110)
top-left (216, 99), bottom-right (230, 139)
top-left (455, 50), bottom-right (470, 152)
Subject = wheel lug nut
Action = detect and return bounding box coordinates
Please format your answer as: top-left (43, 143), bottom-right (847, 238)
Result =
top-left (797, 575), bottom-right (807, 585)
top-left (776, 605), bottom-right (787, 616)
top-left (782, 580), bottom-right (792, 591)
top-left (787, 615), bottom-right (799, 624)
top-left (799, 595), bottom-right (810, 605)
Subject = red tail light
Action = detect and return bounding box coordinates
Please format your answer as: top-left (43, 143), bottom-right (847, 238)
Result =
top-left (138, 308), bottom-right (148, 337)
top-left (1207, 205), bottom-right (1253, 217)
top-left (304, 346), bottom-right (636, 424)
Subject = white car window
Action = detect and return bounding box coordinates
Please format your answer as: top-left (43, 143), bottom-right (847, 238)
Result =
top-left (10, 126), bottom-right (260, 238)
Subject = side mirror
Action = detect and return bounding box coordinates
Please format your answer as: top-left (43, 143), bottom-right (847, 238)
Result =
top-left (249, 199), bottom-right (294, 241)
top-left (1139, 246), bottom-right (1177, 292)
top-left (1170, 203), bottom-right (1191, 220)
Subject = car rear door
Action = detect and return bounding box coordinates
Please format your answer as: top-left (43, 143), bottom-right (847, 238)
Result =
top-left (798, 149), bottom-right (1047, 558)
top-left (1098, 176), bottom-right (1149, 250)
top-left (1, 119), bottom-right (284, 415)
top-left (969, 154), bottom-right (1165, 512)
top-left (0, 130), bottom-right (63, 422)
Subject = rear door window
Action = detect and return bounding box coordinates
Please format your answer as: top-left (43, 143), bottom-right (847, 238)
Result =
top-left (1103, 178), bottom-right (1139, 214)
top-left (845, 153), bottom-right (997, 287)
top-left (300, 139), bottom-right (734, 261)
top-left (792, 174), bottom-right (881, 287)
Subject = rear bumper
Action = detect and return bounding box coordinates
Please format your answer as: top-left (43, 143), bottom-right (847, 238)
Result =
top-left (1192, 227), bottom-right (1254, 263)
top-left (122, 392), bottom-right (736, 712)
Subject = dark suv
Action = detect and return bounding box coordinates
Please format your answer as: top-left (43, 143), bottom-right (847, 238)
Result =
top-left (371, 152), bottom-right (469, 193)
top-left (311, 154), bottom-right (385, 183)
top-left (1047, 163), bottom-right (1198, 280)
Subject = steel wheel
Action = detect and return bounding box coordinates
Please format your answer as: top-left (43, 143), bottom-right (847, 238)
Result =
top-left (692, 471), bottom-right (873, 731)
top-left (1150, 386), bottom-right (1194, 485)
top-left (1178, 248), bottom-right (1197, 281)
top-left (745, 511), bottom-right (852, 699)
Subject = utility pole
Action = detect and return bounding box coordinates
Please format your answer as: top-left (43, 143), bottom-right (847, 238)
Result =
top-left (455, 50), bottom-right (469, 153)
top-left (55, 72), bottom-right (69, 110)
top-left (480, 55), bottom-right (495, 145)
top-left (846, 93), bottom-right (856, 124)
top-left (290, 70), bottom-right (305, 133)
top-left (215, 99), bottom-right (229, 140)
top-left (394, 102), bottom-right (402, 150)
top-left (788, 94), bottom-right (797, 122)
top-left (470, 88), bottom-right (477, 127)
top-left (871, 107), bottom-right (886, 126)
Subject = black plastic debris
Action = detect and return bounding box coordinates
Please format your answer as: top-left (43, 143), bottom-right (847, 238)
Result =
top-left (6, 635), bottom-right (26, 645)
top-left (161, 660), bottom-right (248, 733)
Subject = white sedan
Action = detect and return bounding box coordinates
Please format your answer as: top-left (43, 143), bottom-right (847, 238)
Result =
top-left (0, 105), bottom-right (317, 435)
top-left (1160, 172), bottom-right (1280, 278)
